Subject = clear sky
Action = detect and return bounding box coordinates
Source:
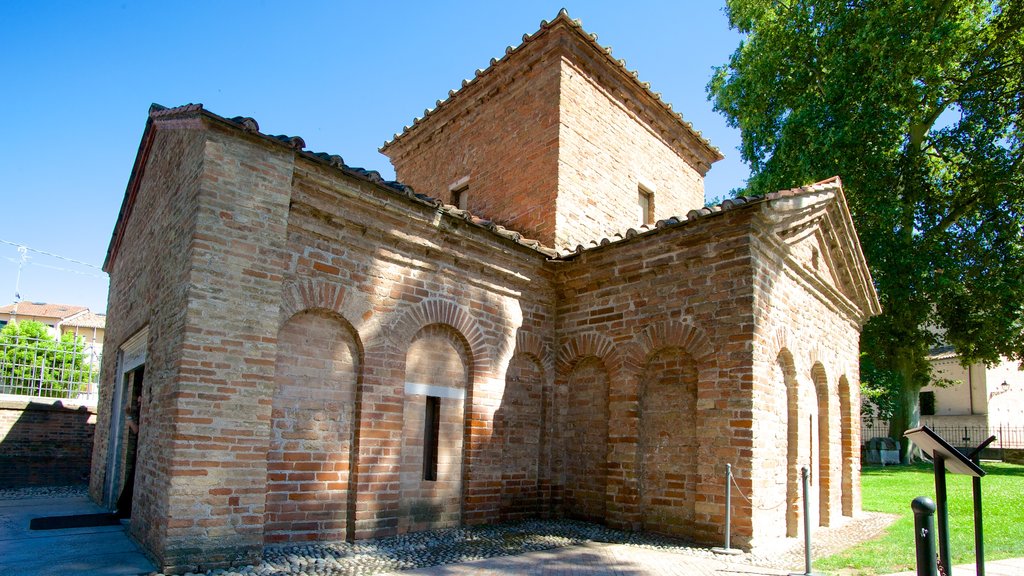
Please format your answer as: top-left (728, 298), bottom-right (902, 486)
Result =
top-left (1, 1), bottom-right (748, 314)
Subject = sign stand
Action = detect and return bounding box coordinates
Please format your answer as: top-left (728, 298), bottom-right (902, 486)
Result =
top-left (904, 426), bottom-right (988, 576)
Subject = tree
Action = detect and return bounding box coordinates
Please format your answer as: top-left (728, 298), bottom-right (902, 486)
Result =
top-left (708, 0), bottom-right (1024, 460)
top-left (0, 320), bottom-right (96, 398)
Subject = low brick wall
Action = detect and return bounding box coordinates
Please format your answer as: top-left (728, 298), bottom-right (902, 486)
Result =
top-left (0, 397), bottom-right (97, 488)
top-left (1004, 449), bottom-right (1024, 465)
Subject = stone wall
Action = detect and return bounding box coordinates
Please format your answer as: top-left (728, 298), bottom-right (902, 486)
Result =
top-left (0, 398), bottom-right (95, 488)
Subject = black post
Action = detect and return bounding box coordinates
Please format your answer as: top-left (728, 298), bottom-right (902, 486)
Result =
top-left (912, 497), bottom-right (938, 576)
top-left (973, 475), bottom-right (985, 576)
top-left (933, 453), bottom-right (951, 576)
top-left (967, 436), bottom-right (995, 576)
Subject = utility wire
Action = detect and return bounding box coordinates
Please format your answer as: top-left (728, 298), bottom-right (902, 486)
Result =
top-left (31, 262), bottom-right (109, 279)
top-left (0, 239), bottom-right (103, 270)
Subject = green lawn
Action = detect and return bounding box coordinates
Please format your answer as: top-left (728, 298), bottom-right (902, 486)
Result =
top-left (816, 461), bottom-right (1024, 575)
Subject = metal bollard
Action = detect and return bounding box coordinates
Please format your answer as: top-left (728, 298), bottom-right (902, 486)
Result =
top-left (912, 496), bottom-right (938, 576)
top-left (789, 467), bottom-right (819, 576)
top-left (712, 463), bottom-right (742, 555)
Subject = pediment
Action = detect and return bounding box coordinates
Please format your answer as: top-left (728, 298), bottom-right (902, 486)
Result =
top-left (762, 178), bottom-right (881, 323)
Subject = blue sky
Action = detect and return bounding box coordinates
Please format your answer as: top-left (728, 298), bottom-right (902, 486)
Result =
top-left (1, 1), bottom-right (748, 313)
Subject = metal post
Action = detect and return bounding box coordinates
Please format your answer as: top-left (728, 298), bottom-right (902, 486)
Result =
top-left (712, 463), bottom-right (742, 555)
top-left (973, 475), bottom-right (985, 576)
top-left (967, 438), bottom-right (995, 576)
top-left (789, 467), bottom-right (819, 576)
top-left (933, 454), bottom-right (951, 576)
top-left (725, 463), bottom-right (732, 549)
top-left (912, 497), bottom-right (938, 576)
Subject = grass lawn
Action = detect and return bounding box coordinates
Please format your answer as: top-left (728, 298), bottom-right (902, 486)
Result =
top-left (816, 461), bottom-right (1024, 575)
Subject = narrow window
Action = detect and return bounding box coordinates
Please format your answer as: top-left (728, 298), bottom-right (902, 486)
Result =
top-left (919, 391), bottom-right (936, 416)
top-left (638, 186), bottom-right (654, 225)
top-left (423, 396), bottom-right (440, 481)
top-left (450, 185), bottom-right (468, 210)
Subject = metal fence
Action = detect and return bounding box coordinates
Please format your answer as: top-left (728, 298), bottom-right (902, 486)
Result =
top-left (0, 332), bottom-right (100, 403)
top-left (862, 418), bottom-right (1024, 450)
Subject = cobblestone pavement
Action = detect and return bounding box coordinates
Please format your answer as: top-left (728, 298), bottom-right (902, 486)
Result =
top-left (176, 513), bottom-right (900, 576)
top-left (390, 541), bottom-right (792, 576)
top-left (3, 486), bottom-right (922, 576)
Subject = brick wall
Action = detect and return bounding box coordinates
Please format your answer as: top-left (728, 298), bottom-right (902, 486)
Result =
top-left (383, 38), bottom-right (562, 245)
top-left (747, 201), bottom-right (866, 545)
top-left (399, 325), bottom-right (470, 533)
top-left (265, 310), bottom-right (358, 543)
top-left (92, 120), bottom-right (206, 565)
top-left (384, 19), bottom-right (714, 251)
top-left (556, 46), bottom-right (705, 248)
top-left (554, 208), bottom-right (758, 544)
top-left (98, 103), bottom-right (870, 571)
top-left (0, 398), bottom-right (96, 488)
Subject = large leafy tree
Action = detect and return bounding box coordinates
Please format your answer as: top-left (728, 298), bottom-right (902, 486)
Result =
top-left (709, 0), bottom-right (1024, 459)
top-left (0, 320), bottom-right (95, 398)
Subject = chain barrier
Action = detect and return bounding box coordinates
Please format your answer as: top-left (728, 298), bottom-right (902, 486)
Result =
top-left (728, 470), bottom-right (789, 511)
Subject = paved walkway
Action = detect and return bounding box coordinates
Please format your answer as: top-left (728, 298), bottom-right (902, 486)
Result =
top-left (1, 494), bottom-right (1021, 576)
top-left (393, 544), bottom-right (1024, 576)
top-left (390, 542), bottom-right (790, 575)
top-left (0, 494), bottom-right (155, 576)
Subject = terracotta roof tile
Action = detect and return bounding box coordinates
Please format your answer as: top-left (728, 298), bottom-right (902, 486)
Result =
top-left (555, 178), bottom-right (844, 258)
top-left (148, 104), bottom-right (562, 259)
top-left (62, 311), bottom-right (106, 329)
top-left (0, 302), bottom-right (88, 320)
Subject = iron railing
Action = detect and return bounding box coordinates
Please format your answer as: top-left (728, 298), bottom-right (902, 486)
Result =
top-left (862, 418), bottom-right (1024, 450)
top-left (0, 333), bottom-right (100, 403)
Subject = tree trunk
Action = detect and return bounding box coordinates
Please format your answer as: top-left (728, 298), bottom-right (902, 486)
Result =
top-left (889, 352), bottom-right (923, 464)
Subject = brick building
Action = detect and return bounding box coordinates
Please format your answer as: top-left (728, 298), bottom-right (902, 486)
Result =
top-left (90, 11), bottom-right (879, 573)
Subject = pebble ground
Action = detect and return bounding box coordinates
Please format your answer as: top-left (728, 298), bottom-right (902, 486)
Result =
top-left (0, 485), bottom-right (897, 576)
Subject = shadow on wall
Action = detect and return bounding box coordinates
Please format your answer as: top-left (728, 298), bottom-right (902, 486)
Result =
top-left (0, 400), bottom-right (96, 488)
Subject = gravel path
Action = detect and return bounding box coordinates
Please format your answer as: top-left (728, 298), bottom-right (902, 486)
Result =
top-left (0, 485), bottom-right (896, 576)
top-left (0, 483), bottom-right (89, 500)
top-left (164, 513), bottom-right (897, 576)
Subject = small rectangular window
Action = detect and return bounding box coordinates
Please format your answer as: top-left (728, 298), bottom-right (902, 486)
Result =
top-left (423, 396), bottom-right (440, 481)
top-left (920, 391), bottom-right (936, 416)
top-left (450, 185), bottom-right (468, 210)
top-left (638, 187), bottom-right (654, 225)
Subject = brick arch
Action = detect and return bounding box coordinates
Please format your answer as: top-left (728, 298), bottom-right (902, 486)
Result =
top-left (279, 278), bottom-right (368, 331)
top-left (811, 362), bottom-right (831, 527)
top-left (556, 332), bottom-right (620, 375)
top-left (630, 320), bottom-right (714, 365)
top-left (807, 346), bottom-right (838, 391)
top-left (767, 327), bottom-right (794, 363)
top-left (837, 374), bottom-right (855, 518)
top-left (387, 298), bottom-right (488, 372)
top-left (779, 347), bottom-right (801, 538)
top-left (514, 330), bottom-right (552, 374)
top-left (265, 309), bottom-right (361, 543)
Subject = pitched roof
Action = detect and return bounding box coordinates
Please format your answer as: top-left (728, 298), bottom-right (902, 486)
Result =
top-left (0, 302), bottom-right (88, 320)
top-left (554, 176), bottom-right (882, 322)
top-left (553, 177), bottom-right (845, 257)
top-left (104, 103), bottom-right (564, 272)
top-left (62, 310), bottom-right (107, 329)
top-left (108, 101), bottom-right (881, 327)
top-left (379, 9), bottom-right (723, 170)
